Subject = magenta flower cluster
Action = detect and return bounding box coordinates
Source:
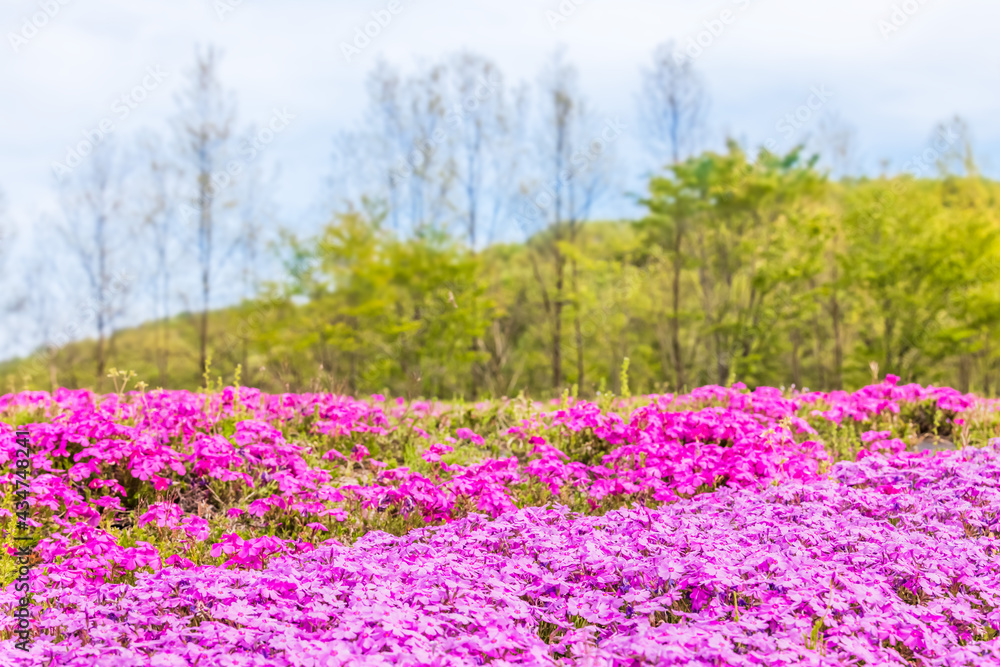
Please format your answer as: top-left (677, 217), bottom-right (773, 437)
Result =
top-left (0, 376), bottom-right (996, 665)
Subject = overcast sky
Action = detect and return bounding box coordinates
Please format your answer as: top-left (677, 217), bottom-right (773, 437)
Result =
top-left (1, 0), bottom-right (998, 355)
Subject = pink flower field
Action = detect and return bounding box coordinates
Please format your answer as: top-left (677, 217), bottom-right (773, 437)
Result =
top-left (1, 377), bottom-right (999, 665)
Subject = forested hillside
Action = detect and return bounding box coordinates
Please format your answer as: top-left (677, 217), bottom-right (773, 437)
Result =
top-left (7, 141), bottom-right (1000, 398)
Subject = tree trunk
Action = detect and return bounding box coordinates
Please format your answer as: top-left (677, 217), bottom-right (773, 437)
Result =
top-left (199, 306), bottom-right (209, 380)
top-left (984, 336), bottom-right (992, 397)
top-left (958, 354), bottom-right (971, 394)
top-left (572, 258), bottom-right (584, 390)
top-left (95, 327), bottom-right (106, 391)
top-left (158, 318), bottom-right (169, 388)
top-left (469, 293), bottom-right (480, 399)
top-left (671, 236), bottom-right (685, 390)
top-left (552, 251), bottom-right (564, 390)
top-left (199, 167), bottom-right (212, 378)
top-left (715, 333), bottom-right (727, 385)
top-left (349, 351), bottom-right (356, 395)
top-left (242, 335), bottom-right (249, 378)
top-left (791, 329), bottom-right (801, 388)
top-left (830, 291), bottom-right (843, 389)
top-left (812, 311), bottom-right (826, 389)
top-left (883, 313), bottom-right (894, 377)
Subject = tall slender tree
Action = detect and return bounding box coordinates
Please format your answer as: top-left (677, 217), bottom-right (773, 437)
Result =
top-left (172, 45), bottom-right (237, 378)
top-left (136, 133), bottom-right (181, 387)
top-left (449, 52), bottom-right (511, 249)
top-left (637, 42), bottom-right (708, 390)
top-left (56, 141), bottom-right (132, 387)
top-left (522, 50), bottom-right (611, 391)
top-left (639, 41), bottom-right (708, 167)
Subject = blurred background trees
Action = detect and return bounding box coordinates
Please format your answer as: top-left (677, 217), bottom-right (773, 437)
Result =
top-left (5, 46), bottom-right (1000, 398)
